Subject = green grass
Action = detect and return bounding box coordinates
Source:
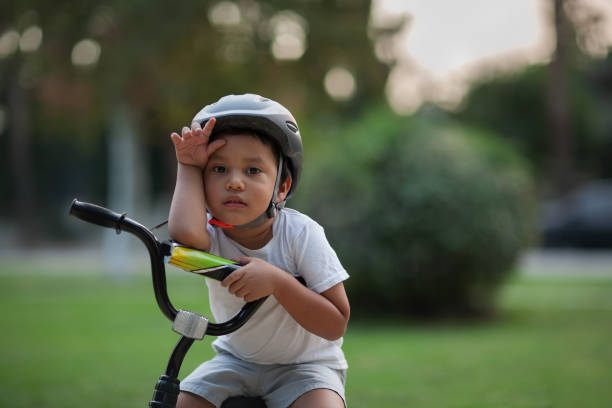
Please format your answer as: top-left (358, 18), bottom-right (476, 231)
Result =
top-left (346, 278), bottom-right (612, 407)
top-left (1, 262), bottom-right (611, 407)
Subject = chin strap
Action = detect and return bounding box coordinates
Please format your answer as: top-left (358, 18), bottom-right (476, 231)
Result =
top-left (209, 156), bottom-right (285, 230)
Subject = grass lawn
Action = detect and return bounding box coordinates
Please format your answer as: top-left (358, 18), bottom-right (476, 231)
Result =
top-left (1, 259), bottom-right (611, 407)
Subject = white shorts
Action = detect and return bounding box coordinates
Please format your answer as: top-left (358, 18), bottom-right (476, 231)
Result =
top-left (180, 351), bottom-right (347, 408)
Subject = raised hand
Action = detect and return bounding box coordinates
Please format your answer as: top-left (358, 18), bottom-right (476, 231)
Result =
top-left (170, 118), bottom-right (226, 169)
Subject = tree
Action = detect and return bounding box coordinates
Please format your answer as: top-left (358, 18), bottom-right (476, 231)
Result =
top-left (0, 0), bottom-right (392, 240)
top-left (295, 106), bottom-right (537, 316)
top-left (453, 0), bottom-right (612, 197)
top-left (547, 0), bottom-right (574, 196)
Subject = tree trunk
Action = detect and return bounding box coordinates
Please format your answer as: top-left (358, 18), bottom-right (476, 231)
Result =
top-left (547, 0), bottom-right (574, 196)
top-left (8, 65), bottom-right (39, 244)
top-left (103, 103), bottom-right (149, 279)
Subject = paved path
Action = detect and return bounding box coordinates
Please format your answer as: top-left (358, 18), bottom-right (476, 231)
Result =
top-left (1, 246), bottom-right (611, 277)
top-left (0, 244), bottom-right (151, 276)
top-left (518, 249), bottom-right (612, 278)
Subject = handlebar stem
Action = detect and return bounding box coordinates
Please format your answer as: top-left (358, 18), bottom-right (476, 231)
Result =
top-left (69, 199), bottom-right (268, 334)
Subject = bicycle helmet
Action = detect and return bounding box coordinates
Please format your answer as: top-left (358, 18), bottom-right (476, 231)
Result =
top-left (192, 93), bottom-right (303, 229)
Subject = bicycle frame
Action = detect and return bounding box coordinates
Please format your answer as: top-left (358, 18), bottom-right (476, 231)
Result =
top-left (69, 199), bottom-right (267, 408)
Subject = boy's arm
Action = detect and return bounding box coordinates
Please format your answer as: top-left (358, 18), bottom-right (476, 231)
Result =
top-left (222, 257), bottom-right (350, 341)
top-left (168, 120), bottom-right (224, 251)
top-left (274, 277), bottom-right (350, 341)
top-left (168, 163), bottom-right (210, 251)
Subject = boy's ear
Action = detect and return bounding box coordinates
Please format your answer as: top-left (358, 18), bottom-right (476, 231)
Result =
top-left (276, 175), bottom-right (292, 202)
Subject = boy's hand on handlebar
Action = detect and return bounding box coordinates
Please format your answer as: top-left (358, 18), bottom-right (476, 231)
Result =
top-left (221, 257), bottom-right (285, 302)
top-left (170, 118), bottom-right (225, 169)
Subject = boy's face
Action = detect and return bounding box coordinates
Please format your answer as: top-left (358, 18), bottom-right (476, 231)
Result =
top-left (204, 133), bottom-right (282, 226)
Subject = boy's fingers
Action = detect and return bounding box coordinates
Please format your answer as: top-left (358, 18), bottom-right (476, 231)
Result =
top-left (170, 132), bottom-right (181, 145)
top-left (191, 122), bottom-right (203, 137)
top-left (235, 287), bottom-right (250, 299)
top-left (208, 139), bottom-right (226, 155)
top-left (230, 281), bottom-right (247, 296)
top-left (181, 126), bottom-right (191, 138)
top-left (222, 268), bottom-right (245, 287)
top-left (233, 256), bottom-right (251, 265)
top-left (203, 117), bottom-right (216, 135)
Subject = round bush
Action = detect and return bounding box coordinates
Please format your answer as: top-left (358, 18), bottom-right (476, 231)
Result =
top-left (296, 108), bottom-right (537, 317)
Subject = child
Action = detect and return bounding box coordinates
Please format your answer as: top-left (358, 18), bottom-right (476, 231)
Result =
top-left (168, 94), bottom-right (350, 408)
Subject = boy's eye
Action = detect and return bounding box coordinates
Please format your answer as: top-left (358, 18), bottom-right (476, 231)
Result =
top-left (247, 167), bottom-right (261, 175)
top-left (212, 166), bottom-right (226, 173)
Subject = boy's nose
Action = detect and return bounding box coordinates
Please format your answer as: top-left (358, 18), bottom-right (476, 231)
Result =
top-left (226, 172), bottom-right (245, 191)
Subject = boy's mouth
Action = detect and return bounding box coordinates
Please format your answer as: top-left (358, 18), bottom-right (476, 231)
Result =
top-left (223, 197), bottom-right (247, 208)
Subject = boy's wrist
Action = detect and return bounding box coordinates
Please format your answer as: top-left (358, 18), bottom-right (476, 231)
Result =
top-left (272, 270), bottom-right (297, 299)
top-left (177, 161), bottom-right (205, 171)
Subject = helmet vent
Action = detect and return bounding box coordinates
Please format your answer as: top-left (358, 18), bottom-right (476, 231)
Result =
top-left (285, 121), bottom-right (299, 133)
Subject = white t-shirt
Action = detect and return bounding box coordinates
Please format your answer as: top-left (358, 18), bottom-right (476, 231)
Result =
top-left (206, 208), bottom-right (349, 369)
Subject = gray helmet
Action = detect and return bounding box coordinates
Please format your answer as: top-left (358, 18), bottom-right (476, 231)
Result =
top-left (192, 93), bottom-right (303, 198)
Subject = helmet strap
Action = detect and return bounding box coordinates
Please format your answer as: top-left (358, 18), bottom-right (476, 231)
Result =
top-left (209, 156), bottom-right (285, 230)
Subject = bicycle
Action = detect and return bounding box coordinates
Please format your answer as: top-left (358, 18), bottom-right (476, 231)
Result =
top-left (70, 199), bottom-right (267, 408)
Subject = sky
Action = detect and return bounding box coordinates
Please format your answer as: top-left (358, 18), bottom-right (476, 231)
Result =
top-left (370, 0), bottom-right (612, 114)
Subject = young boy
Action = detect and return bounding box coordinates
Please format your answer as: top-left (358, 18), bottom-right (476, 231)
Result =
top-left (168, 94), bottom-right (350, 408)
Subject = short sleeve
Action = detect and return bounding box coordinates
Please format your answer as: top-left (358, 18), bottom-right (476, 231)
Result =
top-left (294, 223), bottom-right (349, 293)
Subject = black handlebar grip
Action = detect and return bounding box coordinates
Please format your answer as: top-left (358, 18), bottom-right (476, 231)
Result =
top-left (69, 199), bottom-right (126, 230)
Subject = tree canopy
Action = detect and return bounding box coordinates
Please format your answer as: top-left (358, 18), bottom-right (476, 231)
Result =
top-left (0, 0), bottom-right (391, 240)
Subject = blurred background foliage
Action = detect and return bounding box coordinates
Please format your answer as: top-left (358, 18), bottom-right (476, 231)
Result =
top-left (0, 0), bottom-right (388, 240)
top-left (453, 58), bottom-right (612, 191)
top-left (297, 107), bottom-right (537, 316)
top-left (1, 0), bottom-right (612, 317)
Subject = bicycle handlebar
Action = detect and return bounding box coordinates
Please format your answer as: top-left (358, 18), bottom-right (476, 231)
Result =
top-left (69, 199), bottom-right (128, 230)
top-left (69, 199), bottom-right (266, 336)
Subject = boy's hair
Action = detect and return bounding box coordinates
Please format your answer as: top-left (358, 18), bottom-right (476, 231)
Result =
top-left (210, 127), bottom-right (292, 184)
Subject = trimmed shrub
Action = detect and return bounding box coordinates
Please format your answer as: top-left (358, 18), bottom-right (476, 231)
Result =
top-left (295, 108), bottom-right (537, 317)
